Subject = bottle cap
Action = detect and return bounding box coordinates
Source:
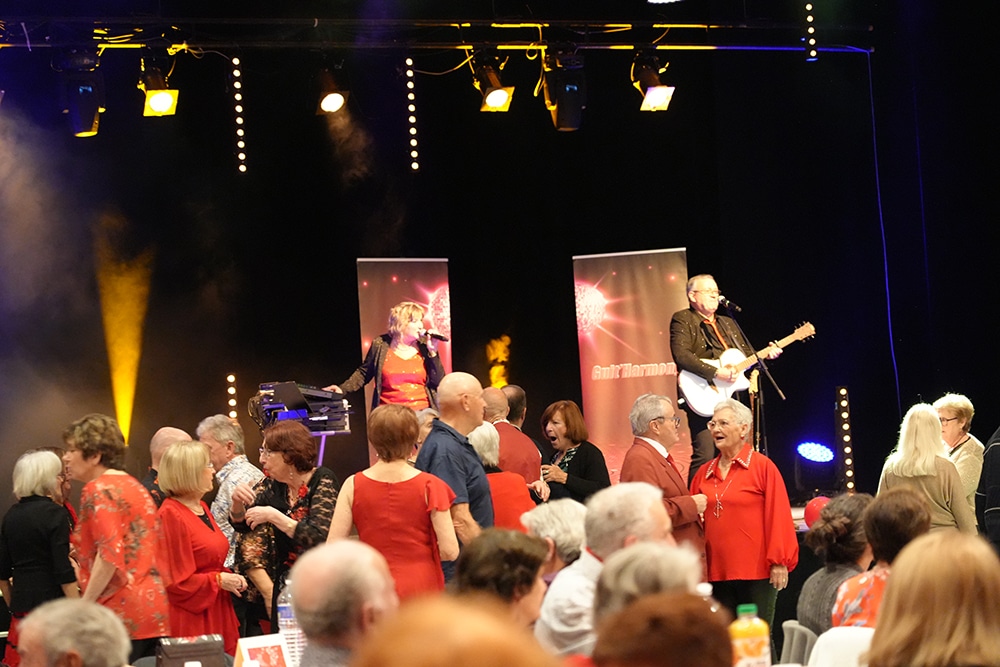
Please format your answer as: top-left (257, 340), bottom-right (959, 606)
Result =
top-left (736, 603), bottom-right (758, 616)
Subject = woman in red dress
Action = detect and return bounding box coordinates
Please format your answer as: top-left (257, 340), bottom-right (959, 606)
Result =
top-left (327, 404), bottom-right (459, 599)
top-left (158, 440), bottom-right (246, 655)
top-left (62, 414), bottom-right (170, 663)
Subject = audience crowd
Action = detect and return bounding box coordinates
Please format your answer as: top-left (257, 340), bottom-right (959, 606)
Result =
top-left (3, 382), bottom-right (999, 667)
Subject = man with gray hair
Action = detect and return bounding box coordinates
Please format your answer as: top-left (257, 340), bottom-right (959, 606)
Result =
top-left (198, 414), bottom-right (265, 634)
top-left (534, 481), bottom-right (673, 656)
top-left (18, 599), bottom-right (130, 667)
top-left (620, 393), bottom-right (706, 576)
top-left (289, 540), bottom-right (399, 667)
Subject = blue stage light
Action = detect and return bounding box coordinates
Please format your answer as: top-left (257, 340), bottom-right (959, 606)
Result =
top-left (797, 441), bottom-right (834, 463)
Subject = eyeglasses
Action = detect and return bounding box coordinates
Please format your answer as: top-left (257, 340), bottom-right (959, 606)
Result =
top-left (692, 290), bottom-right (720, 297)
top-left (707, 419), bottom-right (735, 429)
top-left (653, 416), bottom-right (682, 427)
top-left (258, 447), bottom-right (272, 458)
top-left (939, 417), bottom-right (959, 424)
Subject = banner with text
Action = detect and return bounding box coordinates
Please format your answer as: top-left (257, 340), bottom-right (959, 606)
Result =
top-left (572, 248), bottom-right (689, 482)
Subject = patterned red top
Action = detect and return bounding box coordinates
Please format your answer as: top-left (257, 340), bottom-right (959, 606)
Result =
top-left (74, 472), bottom-right (170, 639)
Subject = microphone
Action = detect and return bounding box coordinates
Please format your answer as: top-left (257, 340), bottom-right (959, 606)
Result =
top-left (421, 330), bottom-right (450, 342)
top-left (718, 295), bottom-right (742, 313)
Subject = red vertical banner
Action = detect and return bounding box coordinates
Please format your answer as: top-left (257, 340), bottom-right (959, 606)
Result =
top-left (355, 258), bottom-right (453, 416)
top-left (572, 249), bottom-right (689, 483)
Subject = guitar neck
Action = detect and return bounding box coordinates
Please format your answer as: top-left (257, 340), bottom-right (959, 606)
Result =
top-left (733, 331), bottom-right (801, 373)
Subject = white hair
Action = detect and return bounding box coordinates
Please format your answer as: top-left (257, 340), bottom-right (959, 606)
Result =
top-left (585, 482), bottom-right (664, 560)
top-left (20, 599), bottom-right (131, 667)
top-left (12, 450), bottom-right (62, 499)
top-left (468, 421), bottom-right (500, 467)
top-left (593, 541), bottom-right (702, 622)
top-left (520, 498), bottom-right (588, 565)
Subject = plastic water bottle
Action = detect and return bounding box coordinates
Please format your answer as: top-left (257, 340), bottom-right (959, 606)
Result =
top-left (276, 579), bottom-right (307, 667)
top-left (695, 581), bottom-right (722, 615)
top-left (729, 603), bottom-right (771, 667)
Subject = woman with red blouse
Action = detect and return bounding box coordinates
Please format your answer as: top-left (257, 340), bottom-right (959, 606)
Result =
top-left (690, 398), bottom-right (798, 630)
top-left (62, 414), bottom-right (170, 663)
top-left (158, 440), bottom-right (246, 655)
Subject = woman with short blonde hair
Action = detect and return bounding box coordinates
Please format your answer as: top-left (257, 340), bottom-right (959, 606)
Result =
top-left (866, 531), bottom-right (1000, 667)
top-left (932, 393), bottom-right (983, 522)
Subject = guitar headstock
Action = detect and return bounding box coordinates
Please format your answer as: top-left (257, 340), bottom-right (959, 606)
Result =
top-left (793, 322), bottom-right (816, 341)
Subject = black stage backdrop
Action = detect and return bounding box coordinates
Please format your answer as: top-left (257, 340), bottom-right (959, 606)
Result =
top-left (0, 0), bottom-right (997, 515)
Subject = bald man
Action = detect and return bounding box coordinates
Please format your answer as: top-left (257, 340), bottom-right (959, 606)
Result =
top-left (290, 541), bottom-right (399, 667)
top-left (140, 426), bottom-right (190, 507)
top-left (483, 386), bottom-right (542, 484)
top-left (414, 372), bottom-right (494, 577)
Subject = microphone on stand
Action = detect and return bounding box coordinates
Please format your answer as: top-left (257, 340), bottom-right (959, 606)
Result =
top-left (718, 295), bottom-right (743, 313)
top-left (420, 330), bottom-right (450, 342)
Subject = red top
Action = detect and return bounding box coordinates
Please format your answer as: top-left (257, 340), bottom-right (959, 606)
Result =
top-left (380, 352), bottom-right (430, 409)
top-left (486, 471), bottom-right (536, 533)
top-left (73, 473), bottom-right (171, 640)
top-left (157, 498), bottom-right (240, 655)
top-left (690, 444), bottom-right (798, 582)
top-left (496, 422), bottom-right (542, 484)
top-left (351, 472), bottom-right (456, 600)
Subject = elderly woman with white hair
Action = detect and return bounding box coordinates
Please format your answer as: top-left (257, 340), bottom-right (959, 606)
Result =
top-left (520, 498), bottom-right (587, 582)
top-left (468, 421), bottom-right (537, 532)
top-left (0, 450), bottom-right (79, 667)
top-left (878, 403), bottom-right (977, 534)
top-left (593, 541), bottom-right (702, 625)
top-left (932, 393), bottom-right (983, 522)
top-left (689, 398), bottom-right (798, 631)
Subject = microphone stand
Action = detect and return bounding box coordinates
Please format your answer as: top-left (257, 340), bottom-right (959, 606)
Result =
top-left (723, 304), bottom-right (785, 456)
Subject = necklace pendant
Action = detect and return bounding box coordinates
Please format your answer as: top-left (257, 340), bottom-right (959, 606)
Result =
top-left (714, 497), bottom-right (723, 519)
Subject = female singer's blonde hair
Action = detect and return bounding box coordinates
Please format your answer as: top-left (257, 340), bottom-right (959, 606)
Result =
top-left (387, 301), bottom-right (426, 338)
top-left (866, 531), bottom-right (1000, 667)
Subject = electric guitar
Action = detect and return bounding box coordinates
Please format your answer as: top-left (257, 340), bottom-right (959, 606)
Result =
top-left (678, 322), bottom-right (816, 417)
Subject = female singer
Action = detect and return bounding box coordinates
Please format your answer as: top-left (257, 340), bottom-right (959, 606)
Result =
top-left (326, 301), bottom-right (445, 411)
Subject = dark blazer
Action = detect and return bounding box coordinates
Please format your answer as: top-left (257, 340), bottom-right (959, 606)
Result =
top-left (339, 333), bottom-right (446, 411)
top-left (0, 496), bottom-right (77, 614)
top-left (546, 440), bottom-right (611, 504)
top-left (669, 307), bottom-right (754, 381)
top-left (619, 438), bottom-right (706, 575)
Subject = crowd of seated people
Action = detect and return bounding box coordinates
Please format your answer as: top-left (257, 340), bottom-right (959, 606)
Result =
top-left (4, 384), bottom-right (1000, 667)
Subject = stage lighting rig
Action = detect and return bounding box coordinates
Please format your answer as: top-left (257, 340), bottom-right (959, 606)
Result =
top-left (471, 52), bottom-right (514, 112)
top-left (631, 53), bottom-right (675, 112)
top-left (55, 49), bottom-right (105, 137)
top-left (138, 56), bottom-right (178, 117)
top-left (543, 51), bottom-right (587, 131)
top-left (316, 67), bottom-right (349, 114)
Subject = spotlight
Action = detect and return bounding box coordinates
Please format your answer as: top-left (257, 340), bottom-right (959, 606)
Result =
top-left (631, 54), bottom-right (675, 112)
top-left (836, 386), bottom-right (856, 490)
top-left (795, 441), bottom-right (841, 498)
top-left (472, 53), bottom-right (514, 112)
top-left (56, 49), bottom-right (105, 137)
top-left (316, 68), bottom-right (349, 114)
top-left (138, 66), bottom-right (178, 117)
top-left (543, 52), bottom-right (587, 131)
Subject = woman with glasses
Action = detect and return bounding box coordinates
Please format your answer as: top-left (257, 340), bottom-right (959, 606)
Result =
top-left (539, 400), bottom-right (610, 504)
top-left (324, 301), bottom-right (446, 411)
top-left (230, 420), bottom-right (338, 624)
top-left (689, 398), bottom-right (798, 632)
top-left (157, 440), bottom-right (245, 655)
top-left (61, 414), bottom-right (170, 663)
top-left (932, 393), bottom-right (983, 523)
top-left (0, 450), bottom-right (79, 667)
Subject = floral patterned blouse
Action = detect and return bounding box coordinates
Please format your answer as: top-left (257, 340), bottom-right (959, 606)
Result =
top-left (233, 467), bottom-right (338, 609)
top-left (73, 472), bottom-right (170, 640)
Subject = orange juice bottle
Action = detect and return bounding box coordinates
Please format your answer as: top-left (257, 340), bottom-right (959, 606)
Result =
top-left (729, 603), bottom-right (771, 667)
